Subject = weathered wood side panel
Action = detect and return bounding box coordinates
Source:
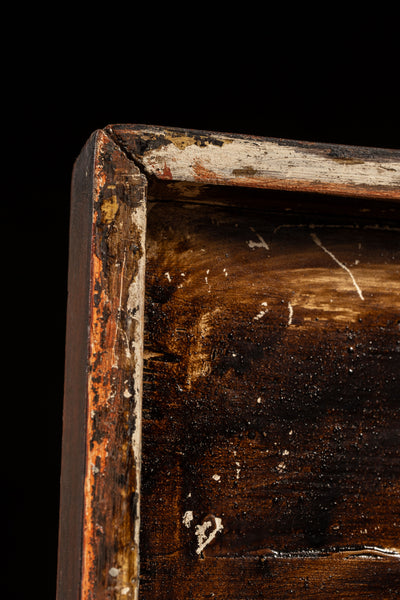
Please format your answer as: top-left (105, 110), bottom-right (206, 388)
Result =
top-left (109, 124), bottom-right (400, 200)
top-left (140, 199), bottom-right (400, 599)
top-left (57, 130), bottom-right (98, 600)
top-left (57, 130), bottom-right (147, 600)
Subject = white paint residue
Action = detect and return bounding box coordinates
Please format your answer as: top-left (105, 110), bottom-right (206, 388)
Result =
top-left (282, 449), bottom-right (289, 456)
top-left (288, 301), bottom-right (293, 325)
top-left (182, 511), bottom-right (194, 528)
top-left (121, 587), bottom-right (131, 595)
top-left (257, 397), bottom-right (262, 403)
top-left (109, 567), bottom-right (120, 577)
top-left (277, 462), bottom-right (286, 473)
top-left (223, 268), bottom-right (228, 277)
top-left (205, 269), bottom-right (211, 288)
top-left (247, 227), bottom-right (269, 251)
top-left (236, 461), bottom-right (241, 479)
top-left (254, 302), bottom-right (268, 320)
top-left (195, 517), bottom-right (224, 555)
top-left (212, 474), bottom-right (221, 481)
top-left (310, 232), bottom-right (364, 300)
top-left (165, 272), bottom-right (171, 282)
top-left (140, 129), bottom-right (400, 189)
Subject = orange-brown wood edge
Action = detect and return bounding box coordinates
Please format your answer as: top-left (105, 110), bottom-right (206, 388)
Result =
top-left (57, 129), bottom-right (147, 600)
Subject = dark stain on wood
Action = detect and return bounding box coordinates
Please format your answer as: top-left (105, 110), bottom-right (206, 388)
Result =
top-left (140, 198), bottom-right (400, 598)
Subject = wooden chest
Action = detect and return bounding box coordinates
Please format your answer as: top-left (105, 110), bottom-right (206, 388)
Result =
top-left (57, 125), bottom-right (400, 599)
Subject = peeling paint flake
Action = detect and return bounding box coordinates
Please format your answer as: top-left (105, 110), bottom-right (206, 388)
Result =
top-left (182, 511), bottom-right (194, 528)
top-left (195, 517), bottom-right (224, 555)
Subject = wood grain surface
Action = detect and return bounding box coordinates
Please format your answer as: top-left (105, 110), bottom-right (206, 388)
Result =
top-left (108, 124), bottom-right (400, 200)
top-left (58, 126), bottom-right (399, 600)
top-left (140, 197), bottom-right (400, 598)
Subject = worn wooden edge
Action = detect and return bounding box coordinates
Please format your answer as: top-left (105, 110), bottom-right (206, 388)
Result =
top-left (57, 130), bottom-right (98, 600)
top-left (107, 123), bottom-right (400, 201)
top-left (57, 129), bottom-right (147, 600)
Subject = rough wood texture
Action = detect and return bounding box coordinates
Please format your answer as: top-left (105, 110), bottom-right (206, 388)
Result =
top-left (57, 130), bottom-right (147, 600)
top-left (141, 199), bottom-right (400, 598)
top-left (108, 124), bottom-right (400, 200)
top-left (58, 125), bottom-right (400, 600)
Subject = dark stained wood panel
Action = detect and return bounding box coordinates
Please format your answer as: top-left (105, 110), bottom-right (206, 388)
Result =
top-left (140, 198), bottom-right (400, 598)
top-left (58, 125), bottom-right (400, 600)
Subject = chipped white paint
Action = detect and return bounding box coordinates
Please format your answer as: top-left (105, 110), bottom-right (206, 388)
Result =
top-left (121, 587), bottom-right (131, 595)
top-left (247, 228), bottom-right (270, 251)
top-left (254, 302), bottom-right (268, 321)
top-left (182, 511), bottom-right (194, 528)
top-left (282, 449), bottom-right (290, 456)
top-left (223, 268), bottom-right (228, 277)
top-left (288, 301), bottom-right (293, 325)
top-left (165, 271), bottom-right (171, 282)
top-left (235, 461), bottom-right (241, 479)
top-left (212, 474), bottom-right (221, 481)
top-left (277, 462), bottom-right (286, 473)
top-left (130, 127), bottom-right (400, 196)
top-left (126, 202), bottom-right (147, 586)
top-left (257, 397), bottom-right (262, 403)
top-left (109, 567), bottom-right (120, 577)
top-left (195, 517), bottom-right (224, 555)
top-left (310, 232), bottom-right (364, 300)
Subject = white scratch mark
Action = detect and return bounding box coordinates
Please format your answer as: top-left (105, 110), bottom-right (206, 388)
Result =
top-left (247, 227), bottom-right (269, 250)
top-left (310, 232), bottom-right (364, 300)
top-left (254, 301), bottom-right (268, 320)
top-left (247, 236), bottom-right (269, 250)
top-left (288, 301), bottom-right (293, 325)
top-left (165, 271), bottom-right (171, 282)
top-left (182, 510), bottom-right (194, 528)
top-left (195, 517), bottom-right (224, 555)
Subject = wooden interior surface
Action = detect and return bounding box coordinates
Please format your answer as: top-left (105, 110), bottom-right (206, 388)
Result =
top-left (140, 192), bottom-right (400, 599)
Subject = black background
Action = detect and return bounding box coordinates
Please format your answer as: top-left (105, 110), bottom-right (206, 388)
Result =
top-left (4, 16), bottom-right (398, 600)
